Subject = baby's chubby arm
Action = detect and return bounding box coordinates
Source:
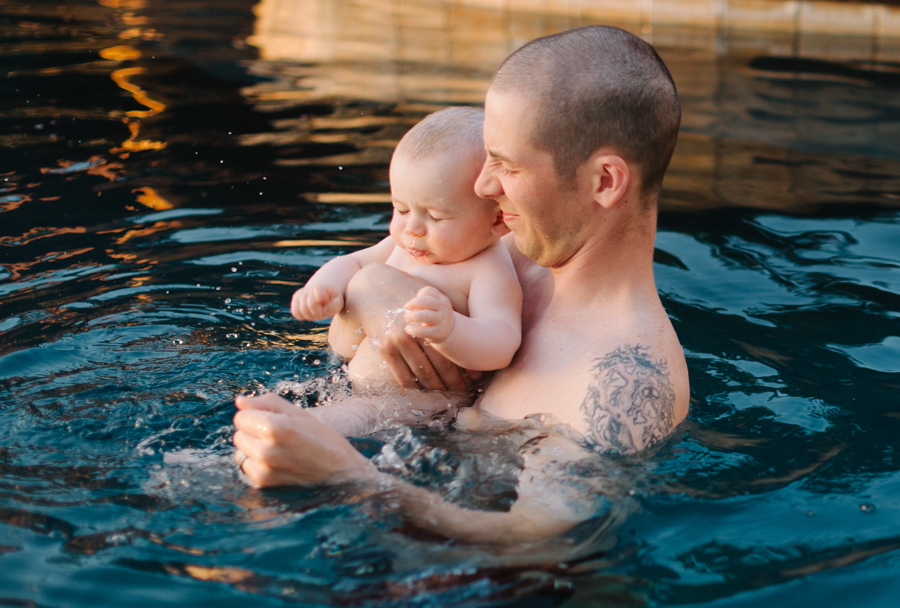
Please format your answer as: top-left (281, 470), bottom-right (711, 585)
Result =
top-left (291, 237), bottom-right (395, 322)
top-left (405, 251), bottom-right (522, 371)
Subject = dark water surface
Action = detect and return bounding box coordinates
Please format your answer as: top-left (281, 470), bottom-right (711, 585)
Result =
top-left (3, 0), bottom-right (900, 606)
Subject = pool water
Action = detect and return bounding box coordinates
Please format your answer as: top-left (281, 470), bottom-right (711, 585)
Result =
top-left (3, 1), bottom-right (900, 606)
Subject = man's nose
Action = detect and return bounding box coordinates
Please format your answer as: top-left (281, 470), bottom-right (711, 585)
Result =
top-left (475, 163), bottom-right (502, 199)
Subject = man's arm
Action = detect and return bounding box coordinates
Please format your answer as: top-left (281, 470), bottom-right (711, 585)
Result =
top-left (328, 264), bottom-right (468, 390)
top-left (233, 394), bottom-right (602, 544)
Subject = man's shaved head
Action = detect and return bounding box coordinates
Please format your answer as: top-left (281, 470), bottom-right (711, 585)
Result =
top-left (491, 26), bottom-right (681, 199)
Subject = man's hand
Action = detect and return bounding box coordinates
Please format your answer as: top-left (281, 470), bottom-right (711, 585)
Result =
top-left (233, 393), bottom-right (373, 487)
top-left (291, 284), bottom-right (344, 321)
top-left (403, 286), bottom-right (454, 344)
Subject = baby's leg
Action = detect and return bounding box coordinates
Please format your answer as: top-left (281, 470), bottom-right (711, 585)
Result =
top-left (310, 389), bottom-right (469, 437)
top-left (306, 397), bottom-right (381, 437)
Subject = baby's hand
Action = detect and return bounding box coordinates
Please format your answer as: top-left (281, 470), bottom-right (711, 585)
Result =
top-left (291, 284), bottom-right (344, 321)
top-left (403, 286), bottom-right (454, 344)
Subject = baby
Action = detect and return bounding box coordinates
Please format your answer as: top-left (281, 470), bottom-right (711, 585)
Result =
top-left (290, 107), bottom-right (522, 436)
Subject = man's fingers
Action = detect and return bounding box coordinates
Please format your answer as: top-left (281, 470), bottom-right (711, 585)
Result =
top-left (397, 338), bottom-right (447, 391)
top-left (423, 344), bottom-right (467, 391)
top-left (379, 333), bottom-right (447, 391)
top-left (235, 393), bottom-right (297, 415)
top-left (379, 337), bottom-right (424, 389)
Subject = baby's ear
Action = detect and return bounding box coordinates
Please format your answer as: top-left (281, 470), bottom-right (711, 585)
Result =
top-left (490, 208), bottom-right (510, 237)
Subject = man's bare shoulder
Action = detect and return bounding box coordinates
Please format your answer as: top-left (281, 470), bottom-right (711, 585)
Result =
top-left (478, 291), bottom-right (688, 455)
top-left (577, 343), bottom-right (688, 456)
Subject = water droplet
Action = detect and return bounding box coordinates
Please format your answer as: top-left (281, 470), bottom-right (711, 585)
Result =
top-left (226, 333), bottom-right (238, 339)
top-left (231, 267), bottom-right (237, 272)
top-left (861, 503), bottom-right (876, 514)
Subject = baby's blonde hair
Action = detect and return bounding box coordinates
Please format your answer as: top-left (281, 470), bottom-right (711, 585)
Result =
top-left (394, 106), bottom-right (485, 164)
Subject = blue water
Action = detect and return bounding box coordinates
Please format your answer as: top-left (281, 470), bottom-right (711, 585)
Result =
top-left (2, 1), bottom-right (900, 606)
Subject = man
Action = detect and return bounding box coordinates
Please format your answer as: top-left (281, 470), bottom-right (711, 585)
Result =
top-left (233, 25), bottom-right (690, 544)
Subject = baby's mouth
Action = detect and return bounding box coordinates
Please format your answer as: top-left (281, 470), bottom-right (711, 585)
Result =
top-left (407, 246), bottom-right (429, 258)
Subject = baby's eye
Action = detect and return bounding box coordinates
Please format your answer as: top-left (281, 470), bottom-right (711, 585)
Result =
top-left (428, 214), bottom-right (444, 223)
top-left (394, 208), bottom-right (409, 215)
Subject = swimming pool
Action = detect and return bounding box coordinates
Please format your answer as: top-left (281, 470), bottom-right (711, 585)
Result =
top-left (3, 0), bottom-right (900, 606)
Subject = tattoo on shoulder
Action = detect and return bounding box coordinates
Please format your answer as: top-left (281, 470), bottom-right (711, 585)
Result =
top-left (579, 344), bottom-right (676, 456)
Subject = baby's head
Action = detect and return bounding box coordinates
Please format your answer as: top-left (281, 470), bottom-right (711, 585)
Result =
top-left (389, 107), bottom-right (507, 265)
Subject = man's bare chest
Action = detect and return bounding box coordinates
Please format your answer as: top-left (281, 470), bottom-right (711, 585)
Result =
top-left (475, 323), bottom-right (601, 432)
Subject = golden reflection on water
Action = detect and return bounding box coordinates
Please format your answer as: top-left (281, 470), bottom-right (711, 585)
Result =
top-left (100, 44), bottom-right (167, 156)
top-left (132, 186), bottom-right (174, 211)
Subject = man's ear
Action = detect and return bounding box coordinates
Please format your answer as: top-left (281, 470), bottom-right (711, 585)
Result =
top-left (588, 152), bottom-right (630, 210)
top-left (489, 205), bottom-right (510, 237)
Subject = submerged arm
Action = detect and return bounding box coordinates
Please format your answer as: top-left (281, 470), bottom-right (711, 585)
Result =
top-left (370, 433), bottom-right (598, 544)
top-left (233, 394), bottom-right (598, 544)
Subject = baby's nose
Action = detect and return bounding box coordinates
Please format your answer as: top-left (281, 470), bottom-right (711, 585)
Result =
top-left (405, 216), bottom-right (426, 236)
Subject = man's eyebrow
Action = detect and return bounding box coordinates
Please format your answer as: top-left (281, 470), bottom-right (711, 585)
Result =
top-left (486, 148), bottom-right (512, 162)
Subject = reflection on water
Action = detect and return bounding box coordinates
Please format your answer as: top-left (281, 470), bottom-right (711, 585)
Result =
top-left (2, 0), bottom-right (900, 606)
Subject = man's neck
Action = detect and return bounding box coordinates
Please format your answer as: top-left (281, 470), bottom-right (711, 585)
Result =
top-left (544, 214), bottom-right (658, 314)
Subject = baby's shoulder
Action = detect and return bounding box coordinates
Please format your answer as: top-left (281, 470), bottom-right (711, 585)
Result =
top-left (466, 241), bottom-right (516, 276)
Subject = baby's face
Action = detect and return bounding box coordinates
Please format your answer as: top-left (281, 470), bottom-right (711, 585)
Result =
top-left (389, 151), bottom-right (503, 265)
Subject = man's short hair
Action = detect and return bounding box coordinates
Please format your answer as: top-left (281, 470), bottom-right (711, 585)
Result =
top-left (395, 106), bottom-right (485, 164)
top-left (491, 26), bottom-right (681, 199)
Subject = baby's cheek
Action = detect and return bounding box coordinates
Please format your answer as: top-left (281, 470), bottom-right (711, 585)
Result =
top-left (389, 223), bottom-right (404, 244)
